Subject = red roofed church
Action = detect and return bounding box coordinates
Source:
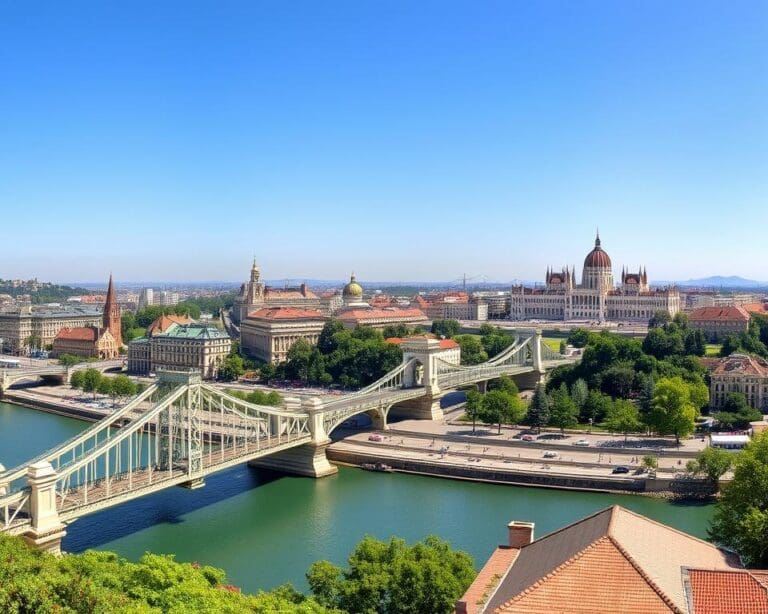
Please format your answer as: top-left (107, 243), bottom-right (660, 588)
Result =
top-left (51, 275), bottom-right (122, 359)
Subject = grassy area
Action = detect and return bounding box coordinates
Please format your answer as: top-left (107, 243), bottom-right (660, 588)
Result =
top-left (705, 344), bottom-right (722, 357)
top-left (542, 337), bottom-right (563, 352)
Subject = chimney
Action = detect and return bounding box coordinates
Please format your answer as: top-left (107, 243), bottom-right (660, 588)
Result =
top-left (507, 521), bottom-right (535, 548)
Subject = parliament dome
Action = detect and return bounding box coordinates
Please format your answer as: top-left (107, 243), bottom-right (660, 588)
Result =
top-left (584, 233), bottom-right (612, 269)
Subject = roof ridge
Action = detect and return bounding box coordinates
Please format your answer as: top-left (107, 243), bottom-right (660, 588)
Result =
top-left (609, 506), bottom-right (732, 552)
top-left (607, 534), bottom-right (683, 613)
top-left (517, 506), bottom-right (614, 550)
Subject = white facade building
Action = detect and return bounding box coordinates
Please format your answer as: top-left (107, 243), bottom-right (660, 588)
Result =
top-left (510, 233), bottom-right (680, 322)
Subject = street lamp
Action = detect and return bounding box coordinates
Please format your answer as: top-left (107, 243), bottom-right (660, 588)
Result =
top-left (0, 338), bottom-right (4, 356)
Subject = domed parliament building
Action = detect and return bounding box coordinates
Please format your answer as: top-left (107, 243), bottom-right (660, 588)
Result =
top-left (510, 233), bottom-right (680, 322)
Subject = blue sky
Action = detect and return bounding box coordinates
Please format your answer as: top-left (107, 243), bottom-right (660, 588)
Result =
top-left (1, 1), bottom-right (766, 283)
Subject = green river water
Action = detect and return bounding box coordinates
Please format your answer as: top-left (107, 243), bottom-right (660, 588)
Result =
top-left (0, 401), bottom-right (715, 593)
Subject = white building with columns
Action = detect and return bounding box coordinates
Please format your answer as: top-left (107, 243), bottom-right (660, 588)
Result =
top-left (510, 233), bottom-right (680, 322)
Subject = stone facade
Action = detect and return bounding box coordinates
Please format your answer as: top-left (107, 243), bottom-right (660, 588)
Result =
top-left (709, 353), bottom-right (768, 411)
top-left (510, 233), bottom-right (680, 322)
top-left (411, 292), bottom-right (489, 321)
top-left (232, 259), bottom-right (322, 324)
top-left (0, 306), bottom-right (103, 353)
top-left (127, 322), bottom-right (231, 379)
top-left (240, 307), bottom-right (327, 364)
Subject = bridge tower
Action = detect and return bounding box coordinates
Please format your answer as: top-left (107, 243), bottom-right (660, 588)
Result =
top-left (249, 397), bottom-right (338, 478)
top-left (23, 462), bottom-right (66, 555)
top-left (391, 337), bottom-right (447, 421)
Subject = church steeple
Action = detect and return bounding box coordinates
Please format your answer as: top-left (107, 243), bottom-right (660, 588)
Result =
top-left (103, 273), bottom-right (122, 346)
top-left (595, 228), bottom-right (601, 248)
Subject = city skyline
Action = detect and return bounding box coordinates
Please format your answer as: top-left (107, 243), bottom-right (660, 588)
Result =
top-left (3, 1), bottom-right (767, 282)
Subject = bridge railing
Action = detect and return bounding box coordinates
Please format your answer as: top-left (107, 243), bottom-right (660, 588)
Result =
top-left (320, 358), bottom-right (420, 409)
top-left (0, 383), bottom-right (161, 489)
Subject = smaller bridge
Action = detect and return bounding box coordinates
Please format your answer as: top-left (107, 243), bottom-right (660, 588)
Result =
top-left (0, 359), bottom-right (124, 393)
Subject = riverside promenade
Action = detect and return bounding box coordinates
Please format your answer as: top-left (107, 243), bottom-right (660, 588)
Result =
top-left (327, 413), bottom-right (714, 494)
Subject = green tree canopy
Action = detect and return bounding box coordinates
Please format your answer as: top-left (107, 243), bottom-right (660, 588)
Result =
top-left (649, 376), bottom-right (700, 444)
top-left (709, 431), bottom-right (768, 567)
top-left (604, 399), bottom-right (642, 441)
top-left (430, 319), bottom-right (461, 339)
top-left (455, 335), bottom-right (488, 366)
top-left (526, 384), bottom-right (550, 432)
top-left (306, 535), bottom-right (475, 614)
top-left (548, 383), bottom-right (578, 434)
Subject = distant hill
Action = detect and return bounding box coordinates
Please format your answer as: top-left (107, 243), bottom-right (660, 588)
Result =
top-left (675, 276), bottom-right (766, 289)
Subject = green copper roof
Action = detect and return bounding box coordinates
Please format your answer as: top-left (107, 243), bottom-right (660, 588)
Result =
top-left (158, 324), bottom-right (230, 340)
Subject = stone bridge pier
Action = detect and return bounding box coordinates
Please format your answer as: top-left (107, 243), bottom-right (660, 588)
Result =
top-left (22, 462), bottom-right (67, 556)
top-left (249, 397), bottom-right (338, 479)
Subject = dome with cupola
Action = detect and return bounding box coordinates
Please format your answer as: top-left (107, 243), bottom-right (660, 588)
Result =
top-left (342, 273), bottom-right (364, 299)
top-left (584, 232), bottom-right (612, 269)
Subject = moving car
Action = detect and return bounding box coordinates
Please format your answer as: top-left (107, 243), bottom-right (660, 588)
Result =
top-left (368, 434), bottom-right (384, 442)
top-left (612, 466), bottom-right (630, 474)
top-left (521, 434), bottom-right (535, 442)
top-left (542, 450), bottom-right (559, 459)
top-left (573, 439), bottom-right (590, 447)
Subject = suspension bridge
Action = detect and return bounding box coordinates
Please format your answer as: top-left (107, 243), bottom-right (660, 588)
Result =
top-left (0, 329), bottom-right (575, 554)
top-left (0, 359), bottom-right (125, 394)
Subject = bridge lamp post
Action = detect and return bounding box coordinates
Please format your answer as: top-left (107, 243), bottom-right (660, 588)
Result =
top-left (0, 338), bottom-right (4, 356)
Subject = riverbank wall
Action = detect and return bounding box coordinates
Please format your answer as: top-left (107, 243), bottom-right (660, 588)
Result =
top-left (327, 446), bottom-right (715, 497)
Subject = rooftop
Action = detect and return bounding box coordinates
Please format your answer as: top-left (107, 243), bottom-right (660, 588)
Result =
top-left (463, 505), bottom-right (738, 614)
top-left (710, 353), bottom-right (768, 377)
top-left (247, 306), bottom-right (326, 321)
top-left (157, 323), bottom-right (230, 340)
top-left (689, 306), bottom-right (750, 322)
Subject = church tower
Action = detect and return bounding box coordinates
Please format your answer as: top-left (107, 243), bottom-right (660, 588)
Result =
top-left (103, 274), bottom-right (122, 346)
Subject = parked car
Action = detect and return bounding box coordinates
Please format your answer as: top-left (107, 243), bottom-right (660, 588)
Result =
top-left (573, 439), bottom-right (590, 447)
top-left (521, 434), bottom-right (535, 442)
top-left (368, 434), bottom-right (384, 442)
top-left (612, 466), bottom-right (630, 474)
top-left (543, 450), bottom-right (559, 459)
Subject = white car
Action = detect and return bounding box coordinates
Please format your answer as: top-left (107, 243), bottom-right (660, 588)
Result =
top-left (573, 439), bottom-right (591, 447)
top-left (542, 450), bottom-right (559, 459)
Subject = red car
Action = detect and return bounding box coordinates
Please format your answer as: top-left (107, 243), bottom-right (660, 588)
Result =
top-left (521, 435), bottom-right (535, 442)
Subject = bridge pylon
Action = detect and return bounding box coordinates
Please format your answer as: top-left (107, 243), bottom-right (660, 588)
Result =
top-left (23, 462), bottom-right (66, 555)
top-left (248, 397), bottom-right (338, 478)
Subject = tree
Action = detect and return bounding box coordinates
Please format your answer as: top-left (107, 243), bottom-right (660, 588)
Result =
top-left (604, 399), bottom-right (642, 441)
top-left (649, 377), bottom-right (699, 444)
top-left (81, 368), bottom-right (103, 398)
top-left (488, 375), bottom-right (519, 396)
top-left (570, 378), bottom-right (589, 411)
top-left (455, 335), bottom-right (488, 366)
top-left (219, 354), bottom-right (245, 382)
top-left (69, 369), bottom-right (85, 390)
top-left (548, 383), bottom-right (578, 434)
top-left (464, 389), bottom-right (483, 434)
top-left (719, 335), bottom-right (742, 357)
top-left (111, 374), bottom-right (136, 399)
top-left (689, 447), bottom-right (733, 488)
top-left (259, 362), bottom-right (277, 383)
top-left (286, 339), bottom-right (314, 382)
top-left (716, 393), bottom-right (763, 429)
top-left (567, 328), bottom-right (591, 348)
top-left (649, 310), bottom-right (672, 329)
top-left (526, 384), bottom-right (550, 433)
top-left (58, 353), bottom-right (84, 366)
top-left (709, 431), bottom-right (768, 567)
top-left (642, 455), bottom-right (658, 471)
top-left (96, 377), bottom-right (113, 397)
top-left (306, 535), bottom-right (475, 614)
top-left (480, 389), bottom-right (526, 434)
top-left (582, 389), bottom-right (612, 424)
top-left (559, 339), bottom-right (567, 354)
top-left (431, 319), bottom-right (460, 339)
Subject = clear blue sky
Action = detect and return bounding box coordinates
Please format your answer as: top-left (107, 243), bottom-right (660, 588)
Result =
top-left (1, 1), bottom-right (766, 284)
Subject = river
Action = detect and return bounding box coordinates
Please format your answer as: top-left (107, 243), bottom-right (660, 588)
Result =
top-left (0, 401), bottom-right (715, 593)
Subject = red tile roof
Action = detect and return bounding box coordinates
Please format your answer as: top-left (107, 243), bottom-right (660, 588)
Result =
top-left (689, 306), bottom-right (750, 322)
top-left (685, 568), bottom-right (768, 614)
top-left (463, 505), bottom-right (737, 614)
top-left (147, 314), bottom-right (193, 336)
top-left (55, 327), bottom-right (99, 341)
top-left (247, 307), bottom-right (326, 321)
top-left (743, 303), bottom-right (768, 315)
top-left (710, 353), bottom-right (768, 377)
top-left (338, 308), bottom-right (427, 321)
